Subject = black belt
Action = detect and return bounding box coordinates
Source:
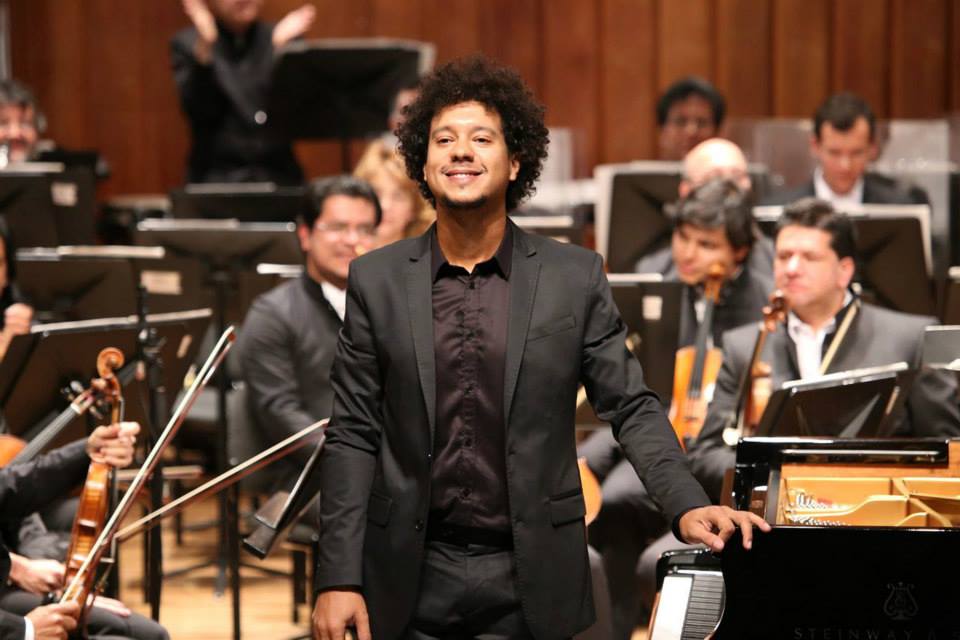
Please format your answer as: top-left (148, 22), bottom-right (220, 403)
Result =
top-left (425, 521), bottom-right (513, 550)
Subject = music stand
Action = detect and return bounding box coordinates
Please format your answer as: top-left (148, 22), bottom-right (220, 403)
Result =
top-left (170, 183), bottom-right (305, 223)
top-left (133, 219), bottom-right (301, 636)
top-left (594, 161), bottom-right (770, 272)
top-left (269, 38), bottom-right (433, 170)
top-left (756, 363), bottom-right (910, 438)
top-left (941, 268), bottom-right (960, 324)
top-left (0, 164), bottom-right (96, 246)
top-left (755, 205), bottom-right (935, 315)
top-left (577, 274), bottom-right (683, 426)
top-left (921, 325), bottom-right (960, 369)
top-left (0, 308), bottom-right (210, 452)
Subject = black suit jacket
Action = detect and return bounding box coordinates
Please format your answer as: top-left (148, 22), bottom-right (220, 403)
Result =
top-left (0, 439), bottom-right (88, 638)
top-left (688, 302), bottom-right (960, 502)
top-left (761, 172), bottom-right (930, 206)
top-left (316, 223), bottom-right (710, 639)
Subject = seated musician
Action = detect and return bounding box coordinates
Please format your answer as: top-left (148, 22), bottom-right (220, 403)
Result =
top-left (235, 175), bottom-right (379, 509)
top-left (636, 197), bottom-right (960, 612)
top-left (762, 92), bottom-right (929, 207)
top-left (579, 171), bottom-right (773, 640)
top-left (0, 422), bottom-right (170, 640)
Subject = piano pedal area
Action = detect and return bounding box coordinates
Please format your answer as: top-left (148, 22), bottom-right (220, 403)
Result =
top-left (646, 438), bottom-right (960, 639)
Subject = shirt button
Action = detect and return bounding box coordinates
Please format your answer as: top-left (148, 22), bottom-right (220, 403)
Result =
top-left (468, 281), bottom-right (476, 289)
top-left (254, 110), bottom-right (267, 125)
top-left (426, 452), bottom-right (433, 461)
top-left (415, 519), bottom-right (424, 531)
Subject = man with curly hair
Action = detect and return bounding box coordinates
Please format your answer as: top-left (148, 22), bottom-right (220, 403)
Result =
top-left (312, 55), bottom-right (767, 640)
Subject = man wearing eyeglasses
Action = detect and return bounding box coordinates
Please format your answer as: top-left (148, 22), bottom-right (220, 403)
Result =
top-left (235, 175), bottom-right (380, 493)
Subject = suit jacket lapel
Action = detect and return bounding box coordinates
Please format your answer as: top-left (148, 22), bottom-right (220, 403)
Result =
top-left (503, 226), bottom-right (540, 424)
top-left (406, 235), bottom-right (437, 438)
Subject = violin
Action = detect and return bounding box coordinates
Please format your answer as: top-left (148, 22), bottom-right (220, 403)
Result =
top-left (63, 347), bottom-right (125, 626)
top-left (723, 291), bottom-right (788, 446)
top-left (669, 263), bottom-right (726, 446)
top-left (59, 328), bottom-right (236, 618)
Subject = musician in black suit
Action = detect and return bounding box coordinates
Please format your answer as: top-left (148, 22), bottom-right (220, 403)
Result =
top-left (0, 423), bottom-right (171, 640)
top-left (311, 55), bottom-right (767, 640)
top-left (762, 92), bottom-right (929, 208)
top-left (635, 198), bottom-right (960, 611)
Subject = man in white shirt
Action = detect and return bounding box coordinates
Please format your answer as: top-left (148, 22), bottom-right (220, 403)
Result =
top-left (764, 93), bottom-right (928, 207)
top-left (689, 197), bottom-right (959, 502)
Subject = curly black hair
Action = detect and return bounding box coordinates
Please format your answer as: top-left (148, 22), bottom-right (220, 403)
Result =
top-left (396, 55), bottom-right (549, 213)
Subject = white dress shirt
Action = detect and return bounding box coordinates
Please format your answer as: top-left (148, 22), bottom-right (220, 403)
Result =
top-left (320, 281), bottom-right (347, 321)
top-left (787, 292), bottom-right (853, 379)
top-left (813, 167), bottom-right (864, 210)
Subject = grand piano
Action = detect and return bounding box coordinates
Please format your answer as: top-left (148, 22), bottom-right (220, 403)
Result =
top-left (650, 437), bottom-right (960, 639)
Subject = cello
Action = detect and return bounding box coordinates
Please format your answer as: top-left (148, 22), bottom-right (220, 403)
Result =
top-left (722, 291), bottom-right (788, 446)
top-left (668, 263), bottom-right (726, 446)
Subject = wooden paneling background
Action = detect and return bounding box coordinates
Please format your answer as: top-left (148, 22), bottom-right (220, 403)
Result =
top-left (9, 0), bottom-right (960, 198)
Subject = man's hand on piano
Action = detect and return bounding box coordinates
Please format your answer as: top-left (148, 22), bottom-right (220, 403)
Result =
top-left (678, 505), bottom-right (771, 552)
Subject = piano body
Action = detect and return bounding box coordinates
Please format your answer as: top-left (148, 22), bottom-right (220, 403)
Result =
top-left (650, 437), bottom-right (960, 639)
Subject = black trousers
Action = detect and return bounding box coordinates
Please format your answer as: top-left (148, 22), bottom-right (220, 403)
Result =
top-left (403, 540), bottom-right (535, 640)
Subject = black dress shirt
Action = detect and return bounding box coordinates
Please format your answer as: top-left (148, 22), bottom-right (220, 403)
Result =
top-left (429, 228), bottom-right (513, 532)
top-left (170, 20), bottom-right (304, 185)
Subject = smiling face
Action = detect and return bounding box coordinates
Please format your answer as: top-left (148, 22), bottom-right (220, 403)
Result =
top-left (297, 194), bottom-right (378, 289)
top-left (423, 101), bottom-right (519, 215)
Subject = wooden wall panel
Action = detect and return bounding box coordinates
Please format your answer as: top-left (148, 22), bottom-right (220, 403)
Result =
top-left (542, 0), bottom-right (600, 175)
top-left (476, 0), bottom-right (542, 99)
top-left (772, 0), bottom-right (830, 116)
top-left (8, 1), bottom-right (957, 195)
top-left (890, 0), bottom-right (948, 117)
top-left (600, 0), bottom-right (656, 162)
top-left (832, 0), bottom-right (889, 116)
top-left (715, 0), bottom-right (772, 117)
top-left (657, 0), bottom-right (714, 89)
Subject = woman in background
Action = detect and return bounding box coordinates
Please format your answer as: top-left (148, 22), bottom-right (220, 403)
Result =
top-left (354, 140), bottom-right (434, 246)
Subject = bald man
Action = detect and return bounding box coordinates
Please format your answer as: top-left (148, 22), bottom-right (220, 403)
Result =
top-left (580, 140), bottom-right (774, 639)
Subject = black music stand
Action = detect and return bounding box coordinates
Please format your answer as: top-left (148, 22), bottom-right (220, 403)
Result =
top-left (756, 363), bottom-right (912, 438)
top-left (15, 247), bottom-right (210, 323)
top-left (576, 274), bottom-right (683, 426)
top-left (170, 183), bottom-right (305, 223)
top-left (269, 38), bottom-right (432, 169)
top-left (754, 205), bottom-right (935, 315)
top-left (0, 165), bottom-right (96, 246)
top-left (133, 219), bottom-right (301, 640)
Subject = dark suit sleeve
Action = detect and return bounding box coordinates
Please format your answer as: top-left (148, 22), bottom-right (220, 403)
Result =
top-left (170, 30), bottom-right (226, 126)
top-left (687, 329), bottom-right (752, 504)
top-left (315, 266), bottom-right (382, 590)
top-left (0, 439), bottom-right (88, 523)
top-left (239, 297), bottom-right (320, 465)
top-left (579, 254), bottom-right (710, 525)
top-left (0, 610), bottom-right (26, 640)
